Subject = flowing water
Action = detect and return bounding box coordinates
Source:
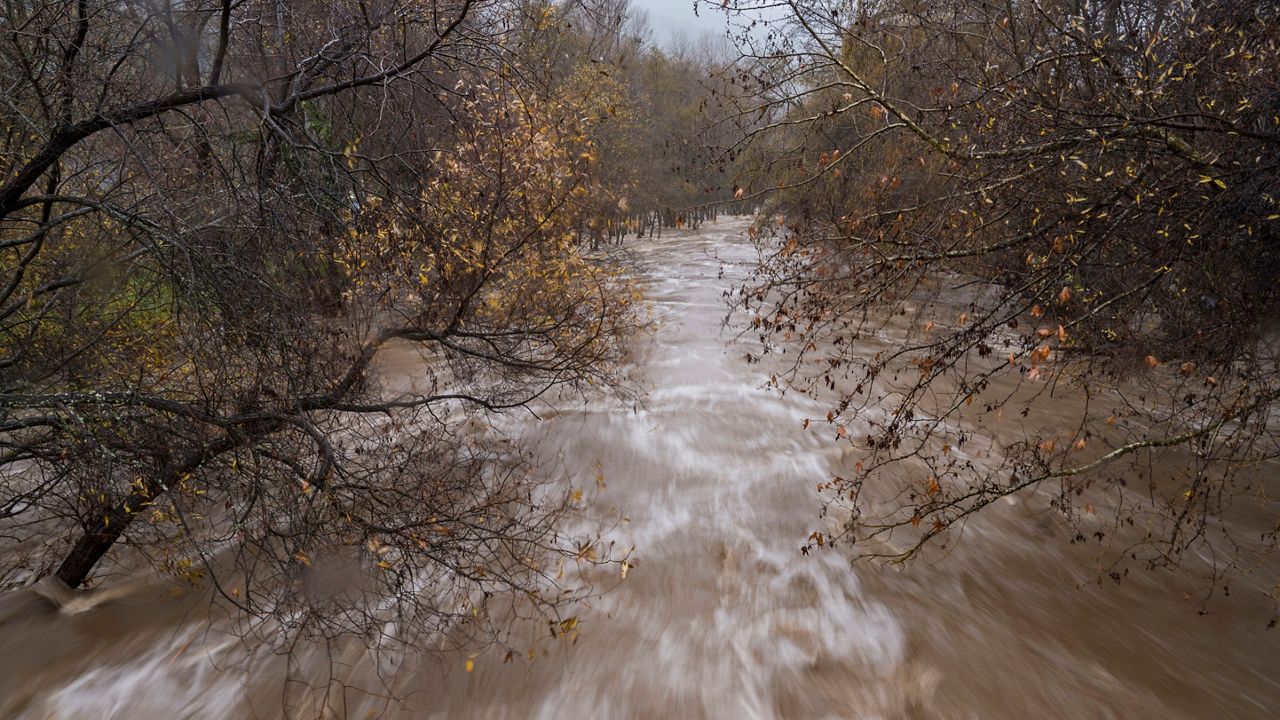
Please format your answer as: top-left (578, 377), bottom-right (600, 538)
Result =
top-left (2, 217), bottom-right (1277, 718)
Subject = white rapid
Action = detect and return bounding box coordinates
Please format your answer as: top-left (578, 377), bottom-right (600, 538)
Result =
top-left (2, 217), bottom-right (1277, 719)
top-left (415, 216), bottom-right (916, 719)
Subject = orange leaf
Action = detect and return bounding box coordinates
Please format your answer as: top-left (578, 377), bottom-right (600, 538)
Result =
top-left (1057, 286), bottom-right (1072, 304)
top-left (1144, 355), bottom-right (1160, 368)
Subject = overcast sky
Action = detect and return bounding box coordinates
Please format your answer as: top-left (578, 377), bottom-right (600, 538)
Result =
top-left (630, 0), bottom-right (726, 46)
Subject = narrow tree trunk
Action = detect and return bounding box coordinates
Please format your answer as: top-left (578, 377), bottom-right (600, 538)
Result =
top-left (54, 432), bottom-right (249, 587)
top-left (55, 504), bottom-right (143, 587)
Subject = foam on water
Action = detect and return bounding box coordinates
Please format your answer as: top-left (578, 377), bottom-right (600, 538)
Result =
top-left (23, 631), bottom-right (247, 720)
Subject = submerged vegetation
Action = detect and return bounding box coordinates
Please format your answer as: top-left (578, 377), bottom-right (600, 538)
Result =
top-left (0, 0), bottom-right (735, 652)
top-left (723, 0), bottom-right (1279, 600)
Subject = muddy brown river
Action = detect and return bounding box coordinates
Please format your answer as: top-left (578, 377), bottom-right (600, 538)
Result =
top-left (1, 217), bottom-right (1277, 718)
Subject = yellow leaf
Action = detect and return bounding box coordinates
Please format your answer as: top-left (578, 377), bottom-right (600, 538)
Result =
top-left (465, 659), bottom-right (475, 673)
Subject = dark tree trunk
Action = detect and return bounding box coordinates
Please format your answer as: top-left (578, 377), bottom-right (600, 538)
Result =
top-left (55, 506), bottom-right (140, 587)
top-left (53, 431), bottom-right (253, 587)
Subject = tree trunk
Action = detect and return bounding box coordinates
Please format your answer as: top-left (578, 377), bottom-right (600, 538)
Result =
top-left (54, 431), bottom-right (250, 587)
top-left (55, 505), bottom-right (141, 587)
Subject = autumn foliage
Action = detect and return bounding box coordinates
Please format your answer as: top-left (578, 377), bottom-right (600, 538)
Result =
top-left (0, 0), bottom-right (660, 655)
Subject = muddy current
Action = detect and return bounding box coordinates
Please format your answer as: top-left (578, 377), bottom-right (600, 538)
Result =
top-left (1, 217), bottom-right (1277, 719)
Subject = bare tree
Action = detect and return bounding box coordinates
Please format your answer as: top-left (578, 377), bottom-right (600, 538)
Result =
top-left (1, 0), bottom-right (637, 652)
top-left (718, 0), bottom-right (1280, 597)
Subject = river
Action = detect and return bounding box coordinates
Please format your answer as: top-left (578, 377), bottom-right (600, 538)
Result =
top-left (1, 217), bottom-right (1277, 718)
